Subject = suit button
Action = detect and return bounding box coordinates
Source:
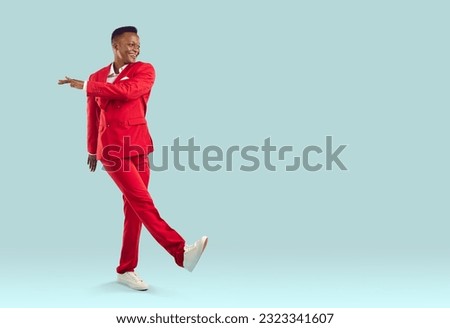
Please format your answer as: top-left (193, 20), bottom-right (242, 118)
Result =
top-left (107, 124), bottom-right (110, 128)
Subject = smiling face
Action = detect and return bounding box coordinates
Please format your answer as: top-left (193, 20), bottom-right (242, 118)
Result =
top-left (112, 32), bottom-right (140, 69)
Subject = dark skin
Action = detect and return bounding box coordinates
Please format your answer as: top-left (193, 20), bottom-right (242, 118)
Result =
top-left (58, 32), bottom-right (141, 172)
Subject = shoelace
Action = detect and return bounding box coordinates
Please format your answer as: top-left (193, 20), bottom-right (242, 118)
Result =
top-left (184, 243), bottom-right (196, 252)
top-left (128, 272), bottom-right (143, 282)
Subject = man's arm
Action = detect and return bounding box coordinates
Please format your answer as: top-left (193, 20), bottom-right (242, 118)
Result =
top-left (86, 63), bottom-right (155, 100)
top-left (86, 90), bottom-right (100, 172)
top-left (58, 64), bottom-right (155, 99)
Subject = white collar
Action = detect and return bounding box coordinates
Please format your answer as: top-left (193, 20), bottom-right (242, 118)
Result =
top-left (108, 63), bottom-right (128, 77)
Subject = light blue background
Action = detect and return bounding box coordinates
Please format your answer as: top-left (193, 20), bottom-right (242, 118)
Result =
top-left (0, 0), bottom-right (449, 307)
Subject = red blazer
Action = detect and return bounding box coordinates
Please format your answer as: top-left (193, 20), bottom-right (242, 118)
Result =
top-left (86, 61), bottom-right (155, 161)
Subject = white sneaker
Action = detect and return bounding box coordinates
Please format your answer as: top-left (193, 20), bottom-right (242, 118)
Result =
top-left (117, 271), bottom-right (149, 291)
top-left (183, 236), bottom-right (208, 272)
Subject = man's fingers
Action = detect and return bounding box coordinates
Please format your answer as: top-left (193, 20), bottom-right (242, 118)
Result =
top-left (58, 76), bottom-right (84, 89)
top-left (58, 77), bottom-right (74, 85)
top-left (58, 76), bottom-right (73, 85)
top-left (87, 155), bottom-right (97, 172)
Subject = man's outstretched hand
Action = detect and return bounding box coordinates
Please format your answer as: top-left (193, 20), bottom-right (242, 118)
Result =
top-left (58, 76), bottom-right (84, 90)
top-left (87, 154), bottom-right (97, 172)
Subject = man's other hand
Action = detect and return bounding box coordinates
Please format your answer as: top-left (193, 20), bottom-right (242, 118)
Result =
top-left (87, 154), bottom-right (97, 172)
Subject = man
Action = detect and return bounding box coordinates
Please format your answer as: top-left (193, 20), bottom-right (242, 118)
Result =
top-left (58, 26), bottom-right (207, 291)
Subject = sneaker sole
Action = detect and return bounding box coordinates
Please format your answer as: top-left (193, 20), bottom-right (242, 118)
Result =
top-left (117, 280), bottom-right (149, 291)
top-left (201, 236), bottom-right (208, 253)
top-left (189, 236), bottom-right (208, 272)
top-left (184, 236), bottom-right (208, 272)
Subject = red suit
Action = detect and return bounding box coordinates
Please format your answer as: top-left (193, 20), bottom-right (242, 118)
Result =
top-left (86, 61), bottom-right (185, 272)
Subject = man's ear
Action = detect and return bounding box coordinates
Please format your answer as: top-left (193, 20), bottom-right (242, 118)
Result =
top-left (112, 42), bottom-right (119, 51)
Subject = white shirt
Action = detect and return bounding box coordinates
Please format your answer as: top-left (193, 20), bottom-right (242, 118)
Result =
top-left (106, 63), bottom-right (128, 83)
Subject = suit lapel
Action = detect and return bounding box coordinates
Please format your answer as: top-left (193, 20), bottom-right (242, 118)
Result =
top-left (95, 65), bottom-right (112, 108)
top-left (99, 65), bottom-right (110, 82)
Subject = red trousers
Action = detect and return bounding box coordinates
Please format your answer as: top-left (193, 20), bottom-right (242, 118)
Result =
top-left (101, 154), bottom-right (185, 273)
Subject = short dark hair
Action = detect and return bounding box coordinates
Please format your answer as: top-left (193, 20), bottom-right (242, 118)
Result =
top-left (111, 26), bottom-right (138, 43)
